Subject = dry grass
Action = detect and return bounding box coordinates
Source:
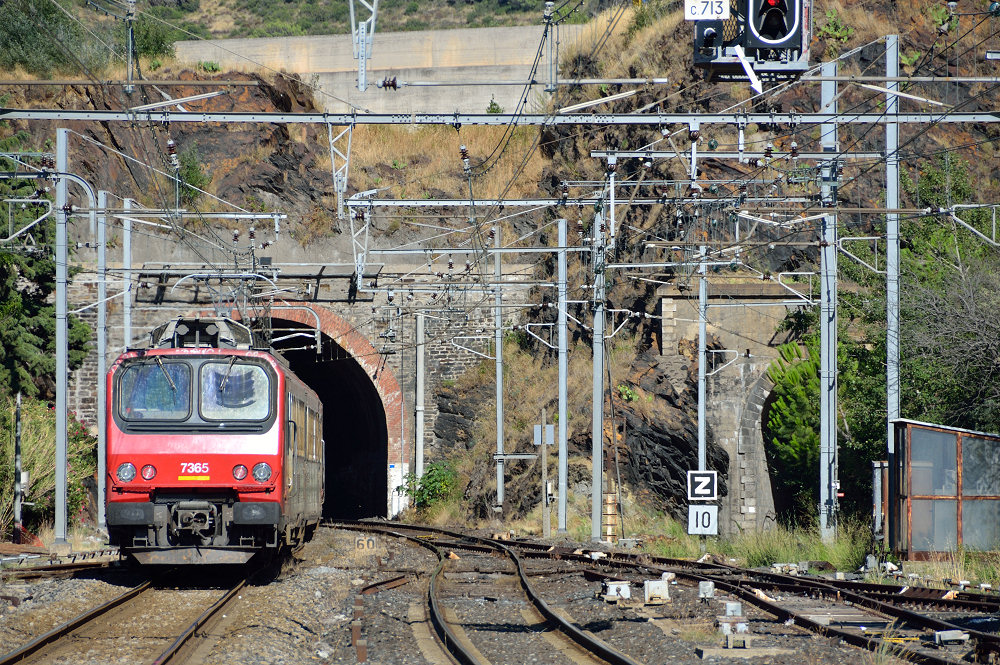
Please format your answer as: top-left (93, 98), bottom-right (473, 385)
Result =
top-left (826, 0), bottom-right (895, 46)
top-left (677, 623), bottom-right (721, 645)
top-left (904, 549), bottom-right (1000, 589)
top-left (349, 124), bottom-right (545, 201)
top-left (34, 523), bottom-right (108, 552)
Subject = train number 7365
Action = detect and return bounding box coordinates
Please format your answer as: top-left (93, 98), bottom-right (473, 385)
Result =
top-left (180, 462), bottom-right (210, 474)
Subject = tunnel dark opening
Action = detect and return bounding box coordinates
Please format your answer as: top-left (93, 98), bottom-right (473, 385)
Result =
top-left (271, 322), bottom-right (388, 519)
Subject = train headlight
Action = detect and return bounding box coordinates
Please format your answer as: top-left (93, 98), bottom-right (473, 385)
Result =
top-left (251, 462), bottom-right (272, 482)
top-left (233, 464), bottom-right (248, 481)
top-left (116, 463), bottom-right (137, 483)
top-left (140, 464), bottom-right (157, 481)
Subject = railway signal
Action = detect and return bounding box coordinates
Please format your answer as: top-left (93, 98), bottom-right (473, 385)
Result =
top-left (693, 0), bottom-right (811, 82)
top-left (745, 0), bottom-right (802, 51)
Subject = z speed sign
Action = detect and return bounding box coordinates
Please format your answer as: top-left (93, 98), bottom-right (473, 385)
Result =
top-left (684, 0), bottom-right (730, 20)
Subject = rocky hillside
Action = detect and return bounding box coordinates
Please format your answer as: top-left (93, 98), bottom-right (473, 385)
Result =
top-left (6, 0), bottom-right (1000, 527)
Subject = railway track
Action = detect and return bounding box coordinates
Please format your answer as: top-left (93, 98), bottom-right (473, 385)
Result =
top-left (336, 521), bottom-right (643, 665)
top-left (340, 520), bottom-right (1000, 665)
top-left (0, 574), bottom-right (247, 665)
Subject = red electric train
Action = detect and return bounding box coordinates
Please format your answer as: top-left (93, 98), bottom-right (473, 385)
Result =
top-left (105, 317), bottom-right (323, 565)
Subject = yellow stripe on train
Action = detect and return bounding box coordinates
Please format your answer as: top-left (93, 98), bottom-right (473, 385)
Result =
top-left (177, 475), bottom-right (211, 481)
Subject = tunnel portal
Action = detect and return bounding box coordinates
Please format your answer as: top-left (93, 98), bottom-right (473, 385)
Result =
top-left (270, 316), bottom-right (392, 519)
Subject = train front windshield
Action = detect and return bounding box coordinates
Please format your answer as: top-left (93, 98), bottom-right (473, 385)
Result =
top-left (117, 358), bottom-right (272, 423)
top-left (119, 361), bottom-right (192, 420)
top-left (200, 362), bottom-right (271, 421)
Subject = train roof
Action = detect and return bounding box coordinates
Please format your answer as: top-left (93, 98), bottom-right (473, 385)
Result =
top-left (144, 317), bottom-right (267, 351)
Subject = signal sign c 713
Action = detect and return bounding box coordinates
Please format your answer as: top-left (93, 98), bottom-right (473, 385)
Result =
top-left (684, 0), bottom-right (730, 20)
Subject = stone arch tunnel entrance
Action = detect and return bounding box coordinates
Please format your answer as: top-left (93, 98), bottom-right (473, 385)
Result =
top-left (267, 306), bottom-right (404, 519)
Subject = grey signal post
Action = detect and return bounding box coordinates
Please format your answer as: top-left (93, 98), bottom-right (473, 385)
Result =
top-left (535, 409), bottom-right (555, 538)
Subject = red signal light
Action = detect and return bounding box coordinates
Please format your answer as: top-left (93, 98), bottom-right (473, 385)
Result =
top-left (767, 0), bottom-right (780, 5)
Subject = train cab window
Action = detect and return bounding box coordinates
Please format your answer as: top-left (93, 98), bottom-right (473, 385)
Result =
top-left (119, 361), bottom-right (192, 421)
top-left (200, 361), bottom-right (271, 421)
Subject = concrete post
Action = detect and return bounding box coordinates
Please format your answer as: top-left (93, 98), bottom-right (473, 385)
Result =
top-left (123, 198), bottom-right (132, 348)
top-left (495, 224), bottom-right (504, 509)
top-left (415, 311), bottom-right (425, 479)
top-left (97, 190), bottom-right (108, 529)
top-left (886, 35), bottom-right (900, 452)
top-left (819, 60), bottom-right (839, 542)
top-left (591, 213), bottom-right (605, 541)
top-left (557, 217), bottom-right (568, 533)
top-left (698, 246), bottom-right (707, 472)
top-left (55, 128), bottom-right (69, 547)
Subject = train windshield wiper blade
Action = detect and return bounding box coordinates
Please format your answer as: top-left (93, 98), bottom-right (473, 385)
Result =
top-left (219, 356), bottom-right (238, 392)
top-left (154, 356), bottom-right (177, 392)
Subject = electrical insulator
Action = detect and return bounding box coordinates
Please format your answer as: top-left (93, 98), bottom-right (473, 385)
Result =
top-left (261, 241), bottom-right (271, 249)
top-left (459, 145), bottom-right (470, 172)
top-left (407, 291), bottom-right (414, 301)
top-left (232, 230), bottom-right (239, 243)
top-left (577, 219), bottom-right (584, 236)
top-left (607, 161), bottom-right (617, 174)
top-left (448, 257), bottom-right (454, 270)
top-left (764, 143), bottom-right (773, 159)
top-left (947, 1), bottom-right (957, 15)
top-left (167, 139), bottom-right (179, 170)
top-left (688, 128), bottom-right (700, 142)
top-left (543, 0), bottom-right (553, 21)
top-left (561, 181), bottom-right (569, 200)
top-left (465, 260), bottom-right (471, 272)
top-left (643, 159), bottom-right (652, 170)
top-left (387, 291), bottom-right (395, 302)
top-left (249, 226), bottom-right (255, 240)
top-left (379, 76), bottom-right (398, 90)
top-left (790, 141), bottom-right (799, 158)
top-left (488, 226), bottom-right (495, 240)
top-left (749, 158), bottom-right (761, 168)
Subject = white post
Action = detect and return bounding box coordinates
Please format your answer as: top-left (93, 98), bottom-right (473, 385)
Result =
top-left (415, 312), bottom-right (425, 479)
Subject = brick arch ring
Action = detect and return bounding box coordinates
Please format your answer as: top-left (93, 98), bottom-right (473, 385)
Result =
top-left (232, 302), bottom-right (409, 511)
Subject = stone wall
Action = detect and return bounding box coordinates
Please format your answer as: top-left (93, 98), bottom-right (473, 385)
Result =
top-left (659, 278), bottom-right (802, 534)
top-left (67, 267), bottom-right (525, 466)
top-left (174, 24), bottom-right (590, 114)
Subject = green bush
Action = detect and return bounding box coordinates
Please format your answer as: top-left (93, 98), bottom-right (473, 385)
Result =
top-left (763, 340), bottom-right (820, 525)
top-left (133, 16), bottom-right (177, 59)
top-left (0, 0), bottom-right (111, 76)
top-left (398, 461), bottom-right (458, 509)
top-left (178, 142), bottom-right (212, 204)
top-left (0, 395), bottom-right (98, 538)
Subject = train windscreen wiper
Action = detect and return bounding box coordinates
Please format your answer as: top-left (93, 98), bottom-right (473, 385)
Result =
top-left (219, 356), bottom-right (238, 392)
top-left (154, 356), bottom-right (177, 392)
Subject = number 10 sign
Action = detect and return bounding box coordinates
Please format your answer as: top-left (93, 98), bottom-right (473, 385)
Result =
top-left (684, 0), bottom-right (730, 20)
top-left (688, 504), bottom-right (719, 535)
